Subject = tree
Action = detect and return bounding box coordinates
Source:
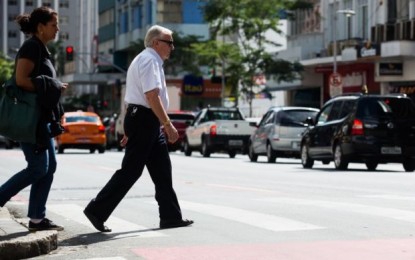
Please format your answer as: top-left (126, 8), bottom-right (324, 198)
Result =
top-left (128, 32), bottom-right (203, 76)
top-left (194, 0), bottom-right (313, 116)
top-left (0, 53), bottom-right (14, 93)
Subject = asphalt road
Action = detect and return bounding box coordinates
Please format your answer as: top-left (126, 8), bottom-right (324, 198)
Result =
top-left (1, 148), bottom-right (415, 260)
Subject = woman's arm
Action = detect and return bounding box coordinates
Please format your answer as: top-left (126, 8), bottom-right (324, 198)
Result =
top-left (15, 58), bottom-right (36, 92)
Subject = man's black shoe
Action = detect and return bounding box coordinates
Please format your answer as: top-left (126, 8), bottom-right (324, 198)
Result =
top-left (83, 209), bottom-right (111, 232)
top-left (160, 219), bottom-right (194, 229)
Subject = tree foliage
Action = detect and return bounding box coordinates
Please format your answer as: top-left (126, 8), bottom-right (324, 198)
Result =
top-left (192, 0), bottom-right (312, 114)
top-left (0, 53), bottom-right (14, 90)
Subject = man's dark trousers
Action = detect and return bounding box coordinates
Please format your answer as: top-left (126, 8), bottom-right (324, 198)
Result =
top-left (85, 105), bottom-right (183, 223)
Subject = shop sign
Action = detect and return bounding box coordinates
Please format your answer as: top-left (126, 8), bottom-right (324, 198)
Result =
top-left (379, 63), bottom-right (403, 76)
top-left (182, 74), bottom-right (203, 95)
top-left (358, 41), bottom-right (379, 58)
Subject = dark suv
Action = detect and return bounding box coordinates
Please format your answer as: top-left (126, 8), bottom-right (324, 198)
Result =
top-left (300, 93), bottom-right (415, 171)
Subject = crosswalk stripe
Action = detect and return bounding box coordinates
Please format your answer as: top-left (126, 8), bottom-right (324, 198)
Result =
top-left (178, 200), bottom-right (323, 232)
top-left (360, 194), bottom-right (415, 201)
top-left (258, 198), bottom-right (415, 223)
top-left (48, 204), bottom-right (166, 238)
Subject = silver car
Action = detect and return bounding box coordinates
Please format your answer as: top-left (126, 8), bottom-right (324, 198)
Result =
top-left (248, 106), bottom-right (319, 163)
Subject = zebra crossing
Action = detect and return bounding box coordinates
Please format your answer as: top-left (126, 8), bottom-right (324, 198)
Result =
top-left (12, 194), bottom-right (415, 260)
top-left (44, 194), bottom-right (415, 235)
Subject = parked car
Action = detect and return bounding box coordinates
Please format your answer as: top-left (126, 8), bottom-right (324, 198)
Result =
top-left (184, 107), bottom-right (255, 158)
top-left (55, 111), bottom-right (106, 154)
top-left (300, 93), bottom-right (415, 172)
top-left (163, 111), bottom-right (195, 151)
top-left (103, 113), bottom-right (123, 151)
top-left (248, 106), bottom-right (319, 163)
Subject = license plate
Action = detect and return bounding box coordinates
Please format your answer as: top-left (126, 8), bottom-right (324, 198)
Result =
top-left (76, 138), bottom-right (91, 143)
top-left (292, 141), bottom-right (300, 149)
top-left (229, 140), bottom-right (243, 146)
top-left (381, 146), bottom-right (401, 154)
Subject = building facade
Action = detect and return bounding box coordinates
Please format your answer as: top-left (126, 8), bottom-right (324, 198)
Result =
top-left (272, 0), bottom-right (415, 109)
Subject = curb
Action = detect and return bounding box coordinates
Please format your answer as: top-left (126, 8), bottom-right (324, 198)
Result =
top-left (0, 208), bottom-right (58, 260)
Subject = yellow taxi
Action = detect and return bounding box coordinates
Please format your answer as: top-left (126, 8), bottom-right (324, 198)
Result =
top-left (55, 111), bottom-right (106, 154)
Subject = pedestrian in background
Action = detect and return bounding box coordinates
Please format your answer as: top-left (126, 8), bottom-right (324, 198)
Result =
top-left (84, 25), bottom-right (193, 232)
top-left (0, 6), bottom-right (67, 231)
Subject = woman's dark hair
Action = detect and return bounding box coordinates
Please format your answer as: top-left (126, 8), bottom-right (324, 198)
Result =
top-left (15, 6), bottom-right (57, 35)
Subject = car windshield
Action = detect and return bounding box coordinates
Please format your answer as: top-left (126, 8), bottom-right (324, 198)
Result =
top-left (207, 110), bottom-right (244, 120)
top-left (66, 116), bottom-right (99, 123)
top-left (169, 114), bottom-right (195, 122)
top-left (280, 110), bottom-right (318, 126)
top-left (358, 98), bottom-right (415, 119)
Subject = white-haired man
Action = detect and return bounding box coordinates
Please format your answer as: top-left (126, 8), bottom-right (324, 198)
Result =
top-left (84, 25), bottom-right (193, 232)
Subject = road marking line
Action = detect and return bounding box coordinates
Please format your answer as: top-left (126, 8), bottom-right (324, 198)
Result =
top-left (179, 200), bottom-right (323, 232)
top-left (259, 198), bottom-right (415, 223)
top-left (48, 204), bottom-right (166, 238)
top-left (207, 184), bottom-right (280, 194)
top-left (360, 194), bottom-right (415, 201)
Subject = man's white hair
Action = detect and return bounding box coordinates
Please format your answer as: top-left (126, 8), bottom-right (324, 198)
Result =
top-left (144, 25), bottom-right (173, 48)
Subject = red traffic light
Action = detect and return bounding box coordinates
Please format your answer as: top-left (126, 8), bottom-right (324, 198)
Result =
top-left (65, 45), bottom-right (74, 61)
top-left (66, 46), bottom-right (73, 53)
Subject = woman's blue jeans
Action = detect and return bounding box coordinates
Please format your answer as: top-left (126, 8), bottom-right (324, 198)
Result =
top-left (0, 138), bottom-right (56, 219)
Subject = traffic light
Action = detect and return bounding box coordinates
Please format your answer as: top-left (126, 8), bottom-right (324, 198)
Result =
top-left (65, 45), bottom-right (74, 61)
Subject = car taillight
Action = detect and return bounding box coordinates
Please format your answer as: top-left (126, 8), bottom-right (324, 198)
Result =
top-left (98, 125), bottom-right (106, 133)
top-left (210, 125), bottom-right (217, 136)
top-left (351, 119), bottom-right (364, 135)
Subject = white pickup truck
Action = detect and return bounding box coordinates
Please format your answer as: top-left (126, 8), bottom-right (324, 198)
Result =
top-left (183, 107), bottom-right (256, 158)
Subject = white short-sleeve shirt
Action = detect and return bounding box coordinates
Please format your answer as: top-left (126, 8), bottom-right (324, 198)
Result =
top-left (124, 47), bottom-right (169, 109)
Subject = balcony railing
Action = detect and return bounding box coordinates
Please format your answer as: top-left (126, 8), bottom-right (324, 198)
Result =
top-left (371, 20), bottom-right (415, 43)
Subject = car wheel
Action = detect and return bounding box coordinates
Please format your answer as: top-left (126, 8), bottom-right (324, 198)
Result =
top-left (98, 147), bottom-right (105, 154)
top-left (365, 161), bottom-right (378, 171)
top-left (248, 143), bottom-right (258, 162)
top-left (322, 160), bottom-right (330, 165)
top-left (201, 138), bottom-right (210, 158)
top-left (301, 143), bottom-right (314, 168)
top-left (183, 139), bottom-right (192, 157)
top-left (90, 148), bottom-right (96, 154)
top-left (403, 160), bottom-right (415, 172)
top-left (58, 147), bottom-right (64, 154)
top-left (228, 150), bottom-right (236, 158)
top-left (334, 143), bottom-right (348, 170)
top-left (266, 143), bottom-right (276, 163)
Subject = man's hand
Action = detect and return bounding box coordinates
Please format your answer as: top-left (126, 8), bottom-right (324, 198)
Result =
top-left (120, 135), bottom-right (128, 147)
top-left (164, 123), bottom-right (179, 143)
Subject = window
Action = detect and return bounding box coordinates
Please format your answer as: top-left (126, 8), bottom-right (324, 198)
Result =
top-left (60, 16), bottom-right (69, 26)
top-left (59, 32), bottom-right (69, 40)
top-left (66, 116), bottom-right (99, 123)
top-left (328, 101), bottom-right (343, 121)
top-left (8, 0), bottom-right (17, 5)
top-left (357, 0), bottom-right (368, 40)
top-left (59, 0), bottom-right (69, 8)
top-left (119, 11), bottom-right (128, 33)
top-left (339, 100), bottom-right (355, 118)
top-left (25, 0), bottom-right (33, 6)
top-left (132, 5), bottom-right (142, 29)
top-left (8, 31), bottom-right (17, 38)
top-left (317, 104), bottom-right (333, 125)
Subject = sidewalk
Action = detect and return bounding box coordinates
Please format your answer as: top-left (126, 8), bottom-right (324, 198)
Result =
top-left (0, 207), bottom-right (58, 259)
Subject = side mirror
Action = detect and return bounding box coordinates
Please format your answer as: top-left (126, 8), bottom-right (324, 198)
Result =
top-left (305, 117), bottom-right (314, 126)
top-left (249, 121), bottom-right (258, 127)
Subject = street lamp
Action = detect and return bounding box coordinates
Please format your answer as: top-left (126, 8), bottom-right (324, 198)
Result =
top-left (330, 7), bottom-right (355, 97)
top-left (333, 9), bottom-right (356, 74)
